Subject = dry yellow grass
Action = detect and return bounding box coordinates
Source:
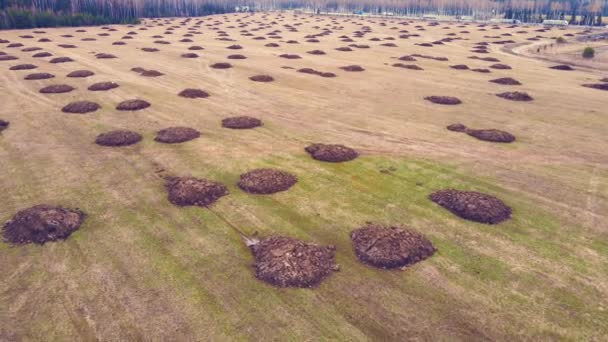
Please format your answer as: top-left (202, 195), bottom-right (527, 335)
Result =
top-left (1, 13), bottom-right (607, 340)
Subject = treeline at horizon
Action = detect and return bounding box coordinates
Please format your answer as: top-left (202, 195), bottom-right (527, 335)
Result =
top-left (0, 0), bottom-right (606, 29)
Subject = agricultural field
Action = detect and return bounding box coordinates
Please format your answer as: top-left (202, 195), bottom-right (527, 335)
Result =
top-left (1, 12), bottom-right (608, 340)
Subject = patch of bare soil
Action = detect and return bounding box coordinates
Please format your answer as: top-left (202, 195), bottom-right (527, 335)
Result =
top-left (249, 236), bottom-right (337, 287)
top-left (221, 116), bottom-right (262, 129)
top-left (67, 70), bottom-right (94, 78)
top-left (155, 127), bottom-right (200, 143)
top-left (2, 205), bottom-right (85, 245)
top-left (429, 189), bottom-right (512, 224)
top-left (165, 176), bottom-right (228, 207)
top-left (350, 224), bottom-right (436, 269)
top-left (425, 96), bottom-right (462, 105)
top-left (39, 84), bottom-right (75, 93)
top-left (62, 101), bottom-right (100, 114)
top-left (496, 91), bottom-right (533, 101)
top-left (238, 168), bottom-right (297, 194)
top-left (116, 99), bottom-right (151, 111)
top-left (88, 82), bottom-right (119, 91)
top-left (305, 143), bottom-right (359, 162)
top-left (178, 89), bottom-right (209, 98)
top-left (490, 77), bottom-right (521, 85)
top-left (95, 130), bottom-right (142, 146)
top-left (250, 75), bottom-right (274, 82)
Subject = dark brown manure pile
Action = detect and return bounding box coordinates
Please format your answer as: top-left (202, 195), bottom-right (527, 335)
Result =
top-left (425, 96), bottom-right (462, 105)
top-left (211, 62), bottom-right (232, 69)
top-left (305, 143), bottom-right (358, 162)
top-left (249, 75), bottom-right (274, 82)
top-left (116, 99), bottom-right (151, 111)
top-left (249, 236), bottom-right (338, 287)
top-left (446, 123), bottom-right (467, 132)
top-left (429, 189), bottom-right (511, 224)
top-left (582, 83), bottom-right (608, 91)
top-left (350, 224), bottom-right (436, 269)
top-left (490, 77), bottom-right (521, 85)
top-left (3, 205), bottom-right (85, 245)
top-left (339, 65), bottom-right (364, 72)
top-left (237, 168), bottom-right (297, 194)
top-left (307, 49), bottom-right (325, 55)
top-left (489, 63), bottom-right (512, 70)
top-left (181, 53), bottom-right (199, 58)
top-left (88, 82), bottom-right (119, 91)
top-left (496, 91), bottom-right (533, 101)
top-left (279, 54), bottom-right (301, 59)
top-left (165, 176), bottom-right (227, 207)
top-left (95, 130), bottom-right (142, 146)
top-left (392, 63), bottom-right (423, 70)
top-left (50, 57), bottom-right (74, 63)
top-left (549, 64), bottom-right (574, 71)
top-left (297, 68), bottom-right (336, 77)
top-left (466, 129), bottom-right (516, 143)
top-left (450, 64), bottom-right (469, 70)
top-left (221, 116), bottom-right (262, 129)
top-left (0, 119), bottom-right (9, 133)
top-left (9, 64), bottom-right (37, 70)
top-left (178, 88), bottom-right (209, 98)
top-left (227, 54), bottom-right (247, 59)
top-left (24, 72), bottom-right (54, 80)
top-left (39, 84), bottom-right (75, 93)
top-left (67, 70), bottom-right (94, 78)
top-left (155, 127), bottom-right (200, 143)
top-left (62, 101), bottom-right (100, 114)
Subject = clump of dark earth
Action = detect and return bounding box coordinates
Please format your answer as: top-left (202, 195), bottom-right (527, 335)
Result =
top-left (350, 224), bottom-right (436, 269)
top-left (62, 101), bottom-right (100, 114)
top-left (9, 64), bottom-right (37, 70)
top-left (550, 64), bottom-right (574, 71)
top-left (181, 53), bottom-right (198, 58)
top-left (116, 99), bottom-right (151, 111)
top-left (450, 64), bottom-right (469, 70)
top-left (222, 116), bottom-right (262, 129)
top-left (88, 82), bottom-right (119, 91)
top-left (32, 52), bottom-right (52, 57)
top-left (490, 77), bottom-right (521, 85)
top-left (178, 88), bottom-right (209, 98)
top-left (67, 70), bottom-right (94, 78)
top-left (96, 53), bottom-right (116, 59)
top-left (496, 91), bottom-right (533, 101)
top-left (249, 235), bottom-right (338, 287)
top-left (238, 168), bottom-right (297, 194)
top-left (466, 129), bottom-right (516, 143)
top-left (279, 54), bottom-right (301, 59)
top-left (165, 176), bottom-right (227, 207)
top-left (95, 130), bottom-right (142, 146)
top-left (429, 189), bottom-right (511, 224)
top-left (155, 127), bottom-right (200, 143)
top-left (582, 83), bottom-right (608, 91)
top-left (25, 72), bottom-right (54, 80)
top-left (50, 57), bottom-right (74, 63)
top-left (392, 63), bottom-right (423, 70)
top-left (340, 65), bottom-right (364, 72)
top-left (305, 143), bottom-right (359, 162)
top-left (250, 75), bottom-right (274, 82)
top-left (307, 49), bottom-right (325, 55)
top-left (2, 205), bottom-right (85, 245)
top-left (227, 54), bottom-right (247, 59)
top-left (298, 68), bottom-right (336, 77)
top-left (211, 62), bottom-right (232, 69)
top-left (39, 84), bottom-right (75, 93)
top-left (425, 96), bottom-right (462, 105)
top-left (0, 119), bottom-right (8, 133)
top-left (447, 123), bottom-right (467, 132)
top-left (490, 63), bottom-right (512, 70)
top-left (0, 55), bottom-right (18, 61)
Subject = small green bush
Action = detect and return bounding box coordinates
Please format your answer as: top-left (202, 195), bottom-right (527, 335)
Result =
top-left (583, 47), bottom-right (595, 59)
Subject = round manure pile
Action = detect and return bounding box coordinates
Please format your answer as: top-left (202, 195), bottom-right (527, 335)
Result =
top-left (496, 91), bottom-right (533, 101)
top-left (305, 143), bottom-right (358, 162)
top-left (447, 123), bottom-right (467, 132)
top-left (466, 129), bottom-right (515, 143)
top-left (116, 99), bottom-right (150, 111)
top-left (582, 83), bottom-right (608, 91)
top-left (32, 52), bottom-right (52, 58)
top-left (221, 116), bottom-right (262, 129)
top-left (40, 84), bottom-right (75, 94)
top-left (0, 55), bottom-right (19, 61)
top-left (238, 168), bottom-right (297, 194)
top-left (307, 49), bottom-right (325, 55)
top-left (178, 88), bottom-right (209, 98)
top-left (429, 189), bottom-right (511, 224)
top-left (9, 64), bottom-right (37, 70)
top-left (425, 96), bottom-right (461, 105)
top-left (279, 53), bottom-right (301, 59)
top-left (25, 72), bottom-right (54, 80)
top-left (181, 53), bottom-right (198, 58)
top-left (227, 44), bottom-right (243, 49)
top-left (249, 236), bottom-right (337, 288)
top-left (155, 127), bottom-right (200, 143)
top-left (88, 82), bottom-right (119, 91)
top-left (67, 70), bottom-right (94, 78)
top-left (227, 54), bottom-right (247, 59)
top-left (490, 63), bottom-right (512, 70)
top-left (0, 119), bottom-right (9, 132)
top-left (490, 77), bottom-right (521, 85)
top-left (249, 75), bottom-right (274, 82)
top-left (550, 64), bottom-right (574, 71)
top-left (211, 62), bottom-right (232, 69)
top-left (450, 64), bottom-right (469, 70)
top-left (2, 205), bottom-right (85, 245)
top-left (165, 176), bottom-right (227, 207)
top-left (350, 224), bottom-right (436, 269)
top-left (50, 57), bottom-right (74, 63)
top-left (62, 101), bottom-right (100, 114)
top-left (340, 65), bottom-right (364, 72)
top-left (95, 130), bottom-right (142, 146)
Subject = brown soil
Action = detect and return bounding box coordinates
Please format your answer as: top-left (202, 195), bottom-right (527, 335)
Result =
top-left (9, 64), bottom-right (37, 70)
top-left (50, 57), bottom-right (74, 63)
top-left (550, 64), bottom-right (574, 71)
top-left (39, 84), bottom-right (75, 94)
top-left (466, 129), bottom-right (516, 143)
top-left (221, 116), bottom-right (263, 129)
top-left (238, 168), bottom-right (297, 194)
top-left (2, 205), bottom-right (85, 245)
top-left (490, 63), bottom-right (512, 70)
top-left (95, 130), bottom-right (142, 146)
top-left (340, 65), bottom-right (364, 72)
top-left (305, 143), bottom-right (359, 162)
top-left (496, 91), bottom-right (533, 101)
top-left (582, 83), bottom-right (608, 91)
top-left (490, 77), bottom-right (521, 85)
top-left (307, 49), bottom-right (326, 55)
top-left (165, 176), bottom-right (228, 207)
top-left (211, 62), bottom-right (232, 69)
top-left (178, 88), bottom-right (209, 98)
top-left (425, 96), bottom-right (462, 105)
top-left (450, 64), bottom-right (469, 70)
top-left (227, 54), bottom-right (247, 59)
top-left (250, 75), bottom-right (274, 82)
top-left (429, 189), bottom-right (512, 224)
top-left (32, 52), bottom-right (52, 57)
top-left (62, 101), bottom-right (100, 114)
top-left (249, 236), bottom-right (337, 287)
top-left (181, 53), bottom-right (198, 58)
top-left (279, 54), bottom-right (301, 59)
top-left (155, 127), bottom-right (200, 143)
top-left (88, 82), bottom-right (119, 91)
top-left (350, 224), bottom-right (436, 269)
top-left (447, 123), bottom-right (467, 132)
top-left (392, 63), bottom-right (423, 70)
top-left (0, 119), bottom-right (9, 133)
top-left (67, 70), bottom-right (94, 78)
top-left (24, 72), bottom-right (54, 80)
top-left (116, 99), bottom-right (151, 111)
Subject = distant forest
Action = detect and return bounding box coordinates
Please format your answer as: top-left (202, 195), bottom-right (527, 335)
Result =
top-left (0, 0), bottom-right (606, 29)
